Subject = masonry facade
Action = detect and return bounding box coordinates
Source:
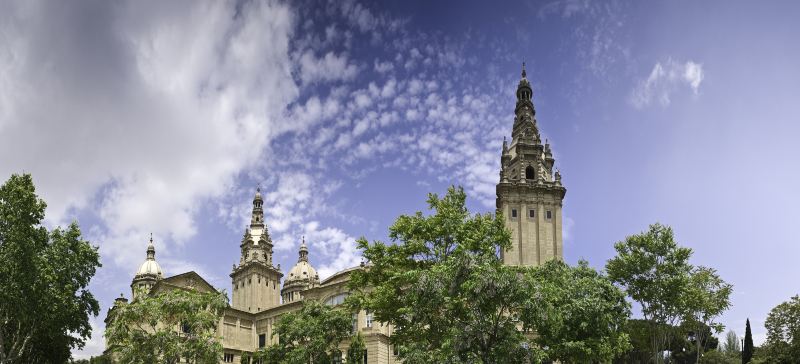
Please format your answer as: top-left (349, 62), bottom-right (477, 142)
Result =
top-left (106, 67), bottom-right (565, 363)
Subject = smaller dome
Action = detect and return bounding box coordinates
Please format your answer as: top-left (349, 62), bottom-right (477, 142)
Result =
top-left (284, 237), bottom-right (319, 285)
top-left (137, 259), bottom-right (163, 277)
top-left (286, 260), bottom-right (318, 283)
top-left (135, 235), bottom-right (163, 278)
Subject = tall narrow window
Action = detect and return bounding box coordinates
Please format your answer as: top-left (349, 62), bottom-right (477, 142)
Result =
top-left (525, 166), bottom-right (535, 180)
top-left (352, 313), bottom-right (358, 333)
top-left (546, 210), bottom-right (552, 220)
top-left (259, 334), bottom-right (266, 348)
top-left (366, 310), bottom-right (373, 328)
top-left (511, 209), bottom-right (517, 218)
top-left (529, 209), bottom-right (535, 218)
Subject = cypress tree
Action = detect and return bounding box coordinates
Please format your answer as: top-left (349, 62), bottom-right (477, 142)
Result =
top-left (742, 318), bottom-right (754, 363)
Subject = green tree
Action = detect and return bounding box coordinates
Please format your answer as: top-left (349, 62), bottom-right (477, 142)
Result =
top-left (700, 350), bottom-right (739, 364)
top-left (606, 223), bottom-right (693, 364)
top-left (683, 266), bottom-right (733, 362)
top-left (104, 288), bottom-right (228, 364)
top-left (525, 260), bottom-right (631, 362)
top-left (351, 186), bottom-right (631, 363)
top-left (345, 332), bottom-right (366, 364)
top-left (743, 318), bottom-right (754, 363)
top-left (760, 295), bottom-right (800, 363)
top-left (249, 300), bottom-right (353, 364)
top-left (0, 174), bottom-right (101, 363)
top-left (722, 330), bottom-right (740, 355)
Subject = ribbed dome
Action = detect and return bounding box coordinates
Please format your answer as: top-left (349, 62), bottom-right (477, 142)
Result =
top-left (135, 235), bottom-right (163, 278)
top-left (136, 259), bottom-right (163, 277)
top-left (286, 260), bottom-right (318, 283)
top-left (285, 237), bottom-right (318, 284)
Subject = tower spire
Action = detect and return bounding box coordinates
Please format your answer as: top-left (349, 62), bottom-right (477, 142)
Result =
top-left (298, 236), bottom-right (309, 262)
top-left (146, 233), bottom-right (155, 260)
top-left (522, 61), bottom-right (527, 79)
top-left (250, 186), bottom-right (264, 227)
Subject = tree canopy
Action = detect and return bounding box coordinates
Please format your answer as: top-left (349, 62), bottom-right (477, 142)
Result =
top-left (104, 288), bottom-right (228, 364)
top-left (0, 173), bottom-right (101, 363)
top-left (350, 186), bottom-right (631, 363)
top-left (606, 223), bottom-right (732, 364)
top-left (247, 299), bottom-right (354, 364)
top-left (757, 295), bottom-right (800, 363)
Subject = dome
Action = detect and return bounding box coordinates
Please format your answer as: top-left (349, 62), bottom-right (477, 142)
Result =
top-left (135, 235), bottom-right (163, 278)
top-left (284, 237), bottom-right (319, 285)
top-left (136, 259), bottom-right (163, 277)
top-left (286, 260), bottom-right (318, 283)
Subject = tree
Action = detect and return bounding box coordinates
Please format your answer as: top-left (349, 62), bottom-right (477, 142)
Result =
top-left (524, 260), bottom-right (631, 362)
top-left (743, 318), bottom-right (754, 363)
top-left (249, 299), bottom-right (353, 364)
top-left (682, 266), bottom-right (733, 362)
top-left (606, 223), bottom-right (694, 364)
top-left (0, 174), bottom-right (101, 363)
top-left (760, 295), bottom-right (800, 363)
top-left (345, 332), bottom-right (366, 364)
top-left (700, 350), bottom-right (739, 364)
top-left (722, 330), bottom-right (741, 355)
top-left (351, 186), bottom-right (631, 363)
top-left (104, 288), bottom-right (228, 364)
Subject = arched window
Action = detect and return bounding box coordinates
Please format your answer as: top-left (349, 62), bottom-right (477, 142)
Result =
top-left (525, 166), bottom-right (535, 180)
top-left (325, 293), bottom-right (349, 306)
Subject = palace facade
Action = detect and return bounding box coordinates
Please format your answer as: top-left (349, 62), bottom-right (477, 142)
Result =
top-left (105, 67), bottom-right (566, 364)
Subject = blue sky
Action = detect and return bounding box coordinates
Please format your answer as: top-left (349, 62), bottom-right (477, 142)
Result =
top-left (1, 0), bottom-right (799, 358)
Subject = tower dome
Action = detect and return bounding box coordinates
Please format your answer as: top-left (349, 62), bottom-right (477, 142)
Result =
top-left (131, 234), bottom-right (163, 300)
top-left (135, 235), bottom-right (163, 278)
top-left (281, 237), bottom-right (320, 303)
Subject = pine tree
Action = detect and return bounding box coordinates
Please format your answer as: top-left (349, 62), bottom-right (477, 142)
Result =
top-left (742, 318), bottom-right (754, 364)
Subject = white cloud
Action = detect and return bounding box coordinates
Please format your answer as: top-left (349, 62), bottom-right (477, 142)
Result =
top-left (296, 50), bottom-right (359, 85)
top-left (630, 59), bottom-right (705, 108)
top-left (0, 0), bottom-right (298, 266)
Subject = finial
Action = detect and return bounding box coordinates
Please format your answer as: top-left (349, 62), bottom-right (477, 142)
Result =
top-left (522, 61), bottom-right (527, 79)
top-left (149, 232), bottom-right (153, 243)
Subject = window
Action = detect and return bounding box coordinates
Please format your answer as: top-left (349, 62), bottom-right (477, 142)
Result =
top-left (181, 322), bottom-right (191, 334)
top-left (366, 310), bottom-right (373, 328)
top-left (224, 353), bottom-right (234, 363)
top-left (259, 334), bottom-right (266, 348)
top-left (546, 210), bottom-right (552, 220)
top-left (363, 350), bottom-right (368, 364)
top-left (332, 351), bottom-right (343, 364)
top-left (325, 293), bottom-right (349, 306)
top-left (525, 166), bottom-right (535, 180)
top-left (511, 209), bottom-right (517, 218)
top-left (352, 313), bottom-right (358, 333)
top-left (393, 345), bottom-right (399, 356)
top-left (529, 209), bottom-right (535, 218)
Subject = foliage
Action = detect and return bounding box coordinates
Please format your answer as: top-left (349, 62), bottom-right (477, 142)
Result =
top-left (722, 330), bottom-right (740, 355)
top-left (351, 186), bottom-right (631, 363)
top-left (70, 354), bottom-right (112, 364)
top-left (0, 173), bottom-right (101, 363)
top-left (758, 295), bottom-right (800, 363)
top-left (682, 266), bottom-right (732, 362)
top-left (743, 319), bottom-right (754, 364)
top-left (525, 260), bottom-right (631, 362)
top-left (669, 323), bottom-right (720, 364)
top-left (248, 299), bottom-right (353, 364)
top-left (606, 223), bottom-right (694, 363)
top-left (699, 350), bottom-right (739, 364)
top-left (104, 288), bottom-right (228, 364)
top-left (346, 332), bottom-right (366, 364)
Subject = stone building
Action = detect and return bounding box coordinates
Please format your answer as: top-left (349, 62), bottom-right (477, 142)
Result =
top-left (105, 67), bottom-right (565, 363)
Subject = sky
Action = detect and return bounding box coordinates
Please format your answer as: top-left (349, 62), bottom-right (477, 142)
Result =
top-left (1, 0), bottom-right (799, 358)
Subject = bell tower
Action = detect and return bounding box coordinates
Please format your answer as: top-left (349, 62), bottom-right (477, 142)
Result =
top-left (497, 64), bottom-right (566, 266)
top-left (230, 188), bottom-right (283, 312)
